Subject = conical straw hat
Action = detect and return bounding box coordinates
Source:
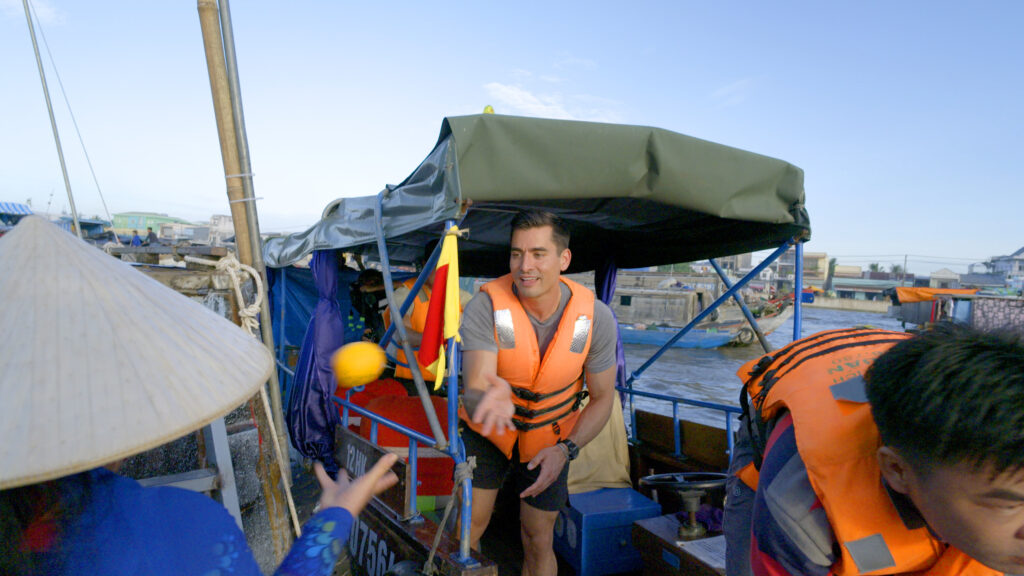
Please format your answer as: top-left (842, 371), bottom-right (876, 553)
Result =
top-left (0, 217), bottom-right (273, 489)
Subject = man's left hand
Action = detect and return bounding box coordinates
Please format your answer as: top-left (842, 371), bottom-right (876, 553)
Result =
top-left (520, 445), bottom-right (567, 498)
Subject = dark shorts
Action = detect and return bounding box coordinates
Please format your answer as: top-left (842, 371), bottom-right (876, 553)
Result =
top-left (460, 424), bottom-right (569, 512)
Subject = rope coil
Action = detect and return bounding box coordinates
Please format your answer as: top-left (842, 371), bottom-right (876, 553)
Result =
top-left (184, 252), bottom-right (264, 338)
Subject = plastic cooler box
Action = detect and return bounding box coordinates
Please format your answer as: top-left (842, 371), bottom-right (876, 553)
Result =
top-left (553, 487), bottom-right (661, 576)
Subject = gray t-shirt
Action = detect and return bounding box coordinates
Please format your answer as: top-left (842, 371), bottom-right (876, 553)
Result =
top-left (460, 282), bottom-right (617, 374)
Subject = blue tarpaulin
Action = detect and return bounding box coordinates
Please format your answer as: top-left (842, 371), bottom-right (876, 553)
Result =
top-left (0, 202), bottom-right (32, 215)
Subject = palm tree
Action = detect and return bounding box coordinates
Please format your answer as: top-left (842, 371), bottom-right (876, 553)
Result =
top-left (890, 263), bottom-right (904, 276)
top-left (868, 262), bottom-right (882, 272)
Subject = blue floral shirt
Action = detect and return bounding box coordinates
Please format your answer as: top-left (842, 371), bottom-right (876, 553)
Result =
top-left (37, 468), bottom-right (352, 576)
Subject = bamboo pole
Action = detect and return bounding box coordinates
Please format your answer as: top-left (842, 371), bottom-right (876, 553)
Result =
top-left (197, 0), bottom-right (252, 263)
top-left (215, 0), bottom-right (291, 470)
top-left (197, 0), bottom-right (294, 559)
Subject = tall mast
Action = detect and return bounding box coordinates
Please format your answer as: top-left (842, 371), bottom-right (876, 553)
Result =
top-left (23, 0), bottom-right (81, 238)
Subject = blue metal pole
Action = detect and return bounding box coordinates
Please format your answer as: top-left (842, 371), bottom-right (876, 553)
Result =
top-left (457, 439), bottom-right (474, 562)
top-left (726, 413), bottom-right (735, 465)
top-left (277, 267), bottom-right (286, 365)
top-left (408, 439), bottom-right (419, 517)
top-left (709, 258), bottom-right (773, 353)
top-left (332, 398), bottom-right (437, 446)
top-left (341, 388), bottom-right (351, 428)
top-left (793, 242), bottom-right (804, 341)
top-left (627, 238), bottom-right (795, 384)
top-left (672, 401), bottom-right (681, 458)
top-left (447, 338), bottom-right (460, 457)
top-left (277, 267), bottom-right (288, 400)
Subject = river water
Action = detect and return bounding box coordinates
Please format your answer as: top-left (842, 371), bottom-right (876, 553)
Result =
top-left (622, 307), bottom-right (904, 428)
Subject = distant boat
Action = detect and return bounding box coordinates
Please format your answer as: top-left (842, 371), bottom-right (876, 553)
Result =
top-left (619, 325), bottom-right (735, 348)
top-left (619, 304), bottom-right (794, 348)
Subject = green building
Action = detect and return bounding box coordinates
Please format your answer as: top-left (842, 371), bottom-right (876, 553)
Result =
top-left (112, 212), bottom-right (193, 235)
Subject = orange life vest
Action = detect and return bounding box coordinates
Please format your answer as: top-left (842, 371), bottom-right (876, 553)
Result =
top-left (737, 328), bottom-right (998, 576)
top-left (460, 275), bottom-right (595, 462)
top-left (384, 279), bottom-right (435, 381)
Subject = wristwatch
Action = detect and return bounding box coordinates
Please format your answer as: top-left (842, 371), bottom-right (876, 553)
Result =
top-left (558, 439), bottom-right (580, 461)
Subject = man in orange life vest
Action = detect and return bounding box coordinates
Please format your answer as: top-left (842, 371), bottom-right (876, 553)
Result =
top-left (459, 210), bottom-right (618, 576)
top-left (723, 325), bottom-right (1024, 576)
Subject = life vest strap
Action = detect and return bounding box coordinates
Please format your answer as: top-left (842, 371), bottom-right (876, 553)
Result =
top-left (510, 376), bottom-right (581, 402)
top-left (514, 390), bottom-right (589, 420)
top-left (512, 392), bottom-right (587, 431)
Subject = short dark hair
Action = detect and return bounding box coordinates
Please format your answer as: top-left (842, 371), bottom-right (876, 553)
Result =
top-left (509, 210), bottom-right (570, 252)
top-left (866, 324), bottom-right (1024, 476)
top-left (355, 269), bottom-right (383, 288)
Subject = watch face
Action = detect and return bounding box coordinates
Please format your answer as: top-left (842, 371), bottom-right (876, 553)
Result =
top-left (563, 440), bottom-right (579, 460)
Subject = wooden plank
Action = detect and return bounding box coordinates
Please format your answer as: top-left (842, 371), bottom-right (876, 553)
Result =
top-left (634, 410), bottom-right (730, 471)
top-left (109, 245), bottom-right (229, 256)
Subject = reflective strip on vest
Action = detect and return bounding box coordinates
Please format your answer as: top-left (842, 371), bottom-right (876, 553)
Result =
top-left (495, 309), bottom-right (515, 349)
top-left (830, 376), bottom-right (869, 403)
top-left (570, 315), bottom-right (591, 354)
top-left (844, 533), bottom-right (897, 573)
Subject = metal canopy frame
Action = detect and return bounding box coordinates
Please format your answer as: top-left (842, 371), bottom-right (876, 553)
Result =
top-left (625, 236), bottom-right (805, 386)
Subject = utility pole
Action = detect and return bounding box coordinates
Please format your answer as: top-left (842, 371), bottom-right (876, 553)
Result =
top-left (903, 254), bottom-right (908, 286)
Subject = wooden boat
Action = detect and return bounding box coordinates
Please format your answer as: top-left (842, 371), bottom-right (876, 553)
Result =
top-left (265, 113), bottom-right (809, 575)
top-left (618, 325), bottom-right (735, 349)
top-left (619, 303), bottom-right (793, 349)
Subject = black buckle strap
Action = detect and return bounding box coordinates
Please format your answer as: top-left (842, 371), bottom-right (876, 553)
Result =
top-left (514, 390), bottom-right (589, 420)
top-left (510, 376), bottom-right (580, 402)
top-left (512, 390), bottom-right (589, 431)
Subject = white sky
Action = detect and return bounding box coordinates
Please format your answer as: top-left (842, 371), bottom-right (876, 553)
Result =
top-left (2, 1), bottom-right (1021, 275)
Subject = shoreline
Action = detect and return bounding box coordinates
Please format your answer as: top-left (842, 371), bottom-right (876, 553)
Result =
top-left (802, 296), bottom-right (890, 314)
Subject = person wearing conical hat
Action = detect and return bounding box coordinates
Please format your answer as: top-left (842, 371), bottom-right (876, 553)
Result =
top-left (0, 217), bottom-right (397, 575)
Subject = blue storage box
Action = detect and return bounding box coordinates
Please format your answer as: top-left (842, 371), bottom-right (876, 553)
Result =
top-left (553, 488), bottom-right (662, 575)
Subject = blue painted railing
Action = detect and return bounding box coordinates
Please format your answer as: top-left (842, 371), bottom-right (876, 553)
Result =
top-left (333, 395), bottom-right (437, 518)
top-left (617, 386), bottom-right (742, 468)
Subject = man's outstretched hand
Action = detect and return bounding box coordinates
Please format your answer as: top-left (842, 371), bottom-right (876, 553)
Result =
top-left (471, 373), bottom-right (516, 436)
top-left (314, 453), bottom-right (399, 517)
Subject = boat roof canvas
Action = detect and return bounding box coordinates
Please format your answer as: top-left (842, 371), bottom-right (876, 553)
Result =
top-left (265, 114), bottom-right (809, 276)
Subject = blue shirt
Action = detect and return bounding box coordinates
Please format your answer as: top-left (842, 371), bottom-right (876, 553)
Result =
top-left (37, 468), bottom-right (352, 576)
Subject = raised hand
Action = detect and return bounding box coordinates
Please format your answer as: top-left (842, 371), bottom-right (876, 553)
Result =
top-left (314, 453), bottom-right (399, 516)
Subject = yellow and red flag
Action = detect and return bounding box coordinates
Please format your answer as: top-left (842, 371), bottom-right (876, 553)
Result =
top-left (417, 227), bottom-right (462, 390)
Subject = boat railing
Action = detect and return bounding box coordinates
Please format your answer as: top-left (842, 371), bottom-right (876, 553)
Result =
top-left (625, 236), bottom-right (804, 384)
top-left (616, 385), bottom-right (741, 468)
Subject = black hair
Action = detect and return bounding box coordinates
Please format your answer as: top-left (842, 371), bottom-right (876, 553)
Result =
top-left (355, 268), bottom-right (383, 288)
top-left (865, 323), bottom-right (1024, 477)
top-left (1, 473), bottom-right (94, 574)
top-left (509, 210), bottom-right (570, 252)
